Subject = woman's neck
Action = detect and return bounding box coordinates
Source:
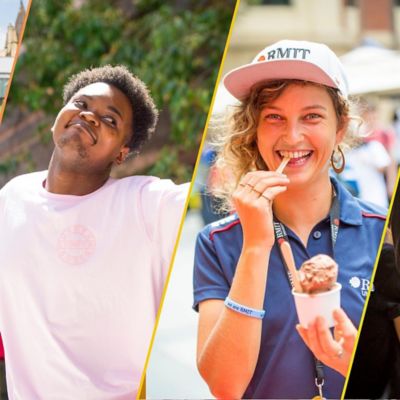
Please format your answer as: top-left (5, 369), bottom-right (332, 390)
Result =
top-left (273, 177), bottom-right (333, 246)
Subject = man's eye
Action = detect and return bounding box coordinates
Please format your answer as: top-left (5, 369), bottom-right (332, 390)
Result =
top-left (74, 100), bottom-right (87, 109)
top-left (102, 116), bottom-right (117, 127)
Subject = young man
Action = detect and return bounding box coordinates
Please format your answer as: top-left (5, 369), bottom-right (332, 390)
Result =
top-left (0, 65), bottom-right (188, 399)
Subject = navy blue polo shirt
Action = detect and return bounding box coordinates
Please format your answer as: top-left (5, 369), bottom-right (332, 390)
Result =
top-left (193, 177), bottom-right (386, 399)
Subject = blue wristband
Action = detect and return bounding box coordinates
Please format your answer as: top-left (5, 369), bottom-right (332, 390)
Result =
top-left (224, 296), bottom-right (265, 319)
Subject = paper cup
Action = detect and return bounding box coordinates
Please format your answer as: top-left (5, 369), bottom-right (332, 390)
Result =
top-left (292, 283), bottom-right (341, 327)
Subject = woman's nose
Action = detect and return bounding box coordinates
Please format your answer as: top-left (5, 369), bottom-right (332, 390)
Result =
top-left (283, 121), bottom-right (303, 143)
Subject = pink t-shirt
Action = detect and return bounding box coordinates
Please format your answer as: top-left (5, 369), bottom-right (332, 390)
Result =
top-left (0, 171), bottom-right (188, 399)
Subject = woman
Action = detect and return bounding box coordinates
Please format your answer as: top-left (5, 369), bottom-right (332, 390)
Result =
top-left (193, 40), bottom-right (386, 399)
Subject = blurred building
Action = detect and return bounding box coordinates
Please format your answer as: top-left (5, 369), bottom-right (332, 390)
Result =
top-left (0, 0), bottom-right (25, 58)
top-left (224, 0), bottom-right (400, 74)
top-left (0, 0), bottom-right (25, 103)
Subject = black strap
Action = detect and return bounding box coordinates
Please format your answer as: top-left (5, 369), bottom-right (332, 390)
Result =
top-left (273, 186), bottom-right (339, 398)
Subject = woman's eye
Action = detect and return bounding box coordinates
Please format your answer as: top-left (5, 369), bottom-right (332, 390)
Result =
top-left (304, 113), bottom-right (321, 120)
top-left (264, 114), bottom-right (282, 121)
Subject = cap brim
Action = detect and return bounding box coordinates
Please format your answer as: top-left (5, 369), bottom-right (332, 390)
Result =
top-left (223, 59), bottom-right (338, 100)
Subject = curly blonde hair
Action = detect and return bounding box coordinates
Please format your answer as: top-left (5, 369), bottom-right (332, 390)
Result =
top-left (211, 79), bottom-right (360, 212)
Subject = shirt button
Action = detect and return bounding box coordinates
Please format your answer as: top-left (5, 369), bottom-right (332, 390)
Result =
top-left (313, 231), bottom-right (322, 239)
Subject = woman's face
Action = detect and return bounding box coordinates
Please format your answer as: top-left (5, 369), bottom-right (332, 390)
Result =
top-left (256, 83), bottom-right (345, 187)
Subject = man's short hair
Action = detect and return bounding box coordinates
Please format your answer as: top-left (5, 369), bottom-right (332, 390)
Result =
top-left (63, 65), bottom-right (158, 153)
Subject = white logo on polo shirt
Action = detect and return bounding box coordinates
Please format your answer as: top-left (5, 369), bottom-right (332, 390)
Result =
top-left (349, 276), bottom-right (373, 297)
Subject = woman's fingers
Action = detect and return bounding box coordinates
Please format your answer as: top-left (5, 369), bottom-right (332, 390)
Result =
top-left (237, 171), bottom-right (289, 202)
top-left (239, 172), bottom-right (289, 192)
top-left (315, 317), bottom-right (343, 358)
top-left (261, 185), bottom-right (288, 202)
top-left (333, 309), bottom-right (357, 352)
top-left (296, 310), bottom-right (356, 377)
top-left (233, 170), bottom-right (290, 247)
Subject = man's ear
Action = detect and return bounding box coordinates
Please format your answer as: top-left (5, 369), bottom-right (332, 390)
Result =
top-left (115, 146), bottom-right (130, 165)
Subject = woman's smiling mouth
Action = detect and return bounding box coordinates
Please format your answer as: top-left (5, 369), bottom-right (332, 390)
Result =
top-left (276, 150), bottom-right (313, 166)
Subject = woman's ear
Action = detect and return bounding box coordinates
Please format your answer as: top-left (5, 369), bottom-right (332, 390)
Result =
top-left (115, 146), bottom-right (130, 165)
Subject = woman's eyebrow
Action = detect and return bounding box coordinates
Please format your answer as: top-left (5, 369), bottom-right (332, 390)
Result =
top-left (302, 105), bottom-right (327, 111)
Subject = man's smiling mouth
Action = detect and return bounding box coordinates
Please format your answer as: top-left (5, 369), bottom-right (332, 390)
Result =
top-left (66, 121), bottom-right (97, 145)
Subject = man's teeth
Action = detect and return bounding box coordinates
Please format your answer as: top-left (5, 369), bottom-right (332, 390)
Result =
top-left (278, 150), bottom-right (311, 159)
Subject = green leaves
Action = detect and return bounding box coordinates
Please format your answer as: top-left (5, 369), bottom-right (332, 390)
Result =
top-left (6, 0), bottom-right (236, 181)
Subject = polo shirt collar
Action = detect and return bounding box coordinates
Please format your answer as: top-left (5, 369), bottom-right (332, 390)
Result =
top-left (331, 176), bottom-right (363, 226)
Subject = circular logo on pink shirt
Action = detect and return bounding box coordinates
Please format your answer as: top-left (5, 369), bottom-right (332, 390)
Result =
top-left (57, 225), bottom-right (96, 265)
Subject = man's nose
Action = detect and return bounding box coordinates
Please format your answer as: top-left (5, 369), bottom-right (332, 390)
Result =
top-left (80, 110), bottom-right (100, 126)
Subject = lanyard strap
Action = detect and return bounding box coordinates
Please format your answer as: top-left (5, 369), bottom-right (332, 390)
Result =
top-left (274, 186), bottom-right (339, 275)
top-left (273, 187), bottom-right (339, 399)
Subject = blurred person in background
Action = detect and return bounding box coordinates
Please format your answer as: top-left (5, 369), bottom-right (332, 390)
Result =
top-left (345, 226), bottom-right (400, 399)
top-left (363, 102), bottom-right (398, 198)
top-left (193, 40), bottom-right (386, 399)
top-left (198, 146), bottom-right (230, 225)
top-left (392, 108), bottom-right (400, 167)
top-left (345, 139), bottom-right (390, 208)
top-left (344, 101), bottom-right (393, 208)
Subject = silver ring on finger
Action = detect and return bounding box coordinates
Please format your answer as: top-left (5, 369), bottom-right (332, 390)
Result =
top-left (252, 188), bottom-right (263, 196)
top-left (262, 193), bottom-right (272, 202)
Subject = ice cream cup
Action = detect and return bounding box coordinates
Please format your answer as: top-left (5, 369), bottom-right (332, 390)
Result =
top-left (292, 283), bottom-right (341, 327)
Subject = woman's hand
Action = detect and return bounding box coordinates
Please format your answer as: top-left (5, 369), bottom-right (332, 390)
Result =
top-left (233, 171), bottom-right (289, 248)
top-left (296, 308), bottom-right (357, 377)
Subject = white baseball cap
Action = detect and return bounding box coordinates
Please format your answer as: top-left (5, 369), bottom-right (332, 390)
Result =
top-left (223, 40), bottom-right (349, 100)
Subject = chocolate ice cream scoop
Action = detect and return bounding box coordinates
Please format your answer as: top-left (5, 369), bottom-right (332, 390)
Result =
top-left (299, 254), bottom-right (338, 294)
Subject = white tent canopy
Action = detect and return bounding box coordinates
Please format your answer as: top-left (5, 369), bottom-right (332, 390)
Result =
top-left (341, 45), bottom-right (400, 96)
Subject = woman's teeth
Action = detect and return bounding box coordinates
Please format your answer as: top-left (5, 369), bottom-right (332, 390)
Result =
top-left (278, 150), bottom-right (311, 159)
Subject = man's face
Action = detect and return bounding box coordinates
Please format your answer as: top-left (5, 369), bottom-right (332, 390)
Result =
top-left (51, 82), bottom-right (133, 172)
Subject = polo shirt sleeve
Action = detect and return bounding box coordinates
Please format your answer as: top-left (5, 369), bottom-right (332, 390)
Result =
top-left (193, 228), bottom-right (230, 311)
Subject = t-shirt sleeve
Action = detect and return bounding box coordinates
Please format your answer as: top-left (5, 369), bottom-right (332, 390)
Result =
top-left (139, 178), bottom-right (188, 268)
top-left (193, 229), bottom-right (230, 311)
top-left (156, 181), bottom-right (189, 266)
top-left (387, 302), bottom-right (400, 320)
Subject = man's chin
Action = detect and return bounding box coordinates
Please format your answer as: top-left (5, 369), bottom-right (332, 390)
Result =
top-left (57, 133), bottom-right (91, 157)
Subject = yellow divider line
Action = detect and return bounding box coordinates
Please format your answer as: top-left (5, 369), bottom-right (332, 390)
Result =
top-left (136, 1), bottom-right (242, 398)
top-left (340, 168), bottom-right (400, 399)
top-left (0, 0), bottom-right (33, 123)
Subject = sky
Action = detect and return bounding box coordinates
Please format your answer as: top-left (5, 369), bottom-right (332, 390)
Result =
top-left (0, 0), bottom-right (28, 52)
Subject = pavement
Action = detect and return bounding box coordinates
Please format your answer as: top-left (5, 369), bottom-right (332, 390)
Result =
top-left (146, 210), bottom-right (213, 399)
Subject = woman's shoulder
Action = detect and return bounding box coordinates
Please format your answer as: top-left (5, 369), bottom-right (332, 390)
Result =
top-left (333, 176), bottom-right (387, 221)
top-left (355, 197), bottom-right (387, 221)
top-left (200, 213), bottom-right (242, 243)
